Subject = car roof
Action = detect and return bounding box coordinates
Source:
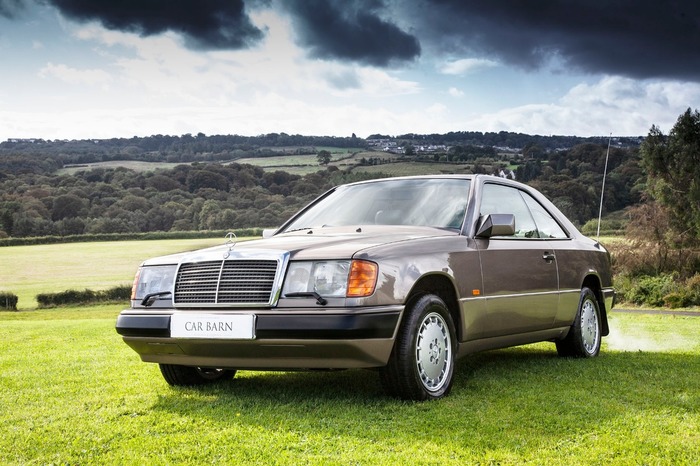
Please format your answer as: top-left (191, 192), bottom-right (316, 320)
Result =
top-left (340, 174), bottom-right (539, 190)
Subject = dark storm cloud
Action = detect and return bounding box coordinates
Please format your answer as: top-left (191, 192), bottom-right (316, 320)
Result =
top-left (0, 0), bottom-right (28, 18)
top-left (409, 0), bottom-right (700, 81)
top-left (9, 0), bottom-right (698, 79)
top-left (282, 0), bottom-right (420, 67)
top-left (45, 0), bottom-right (265, 50)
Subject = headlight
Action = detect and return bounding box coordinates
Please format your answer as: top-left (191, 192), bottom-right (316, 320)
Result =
top-left (282, 260), bottom-right (378, 299)
top-left (131, 265), bottom-right (177, 301)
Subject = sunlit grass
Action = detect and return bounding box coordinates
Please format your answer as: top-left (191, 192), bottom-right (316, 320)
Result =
top-left (0, 308), bottom-right (698, 465)
top-left (0, 238), bottom-right (227, 309)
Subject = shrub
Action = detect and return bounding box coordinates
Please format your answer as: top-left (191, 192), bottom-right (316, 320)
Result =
top-left (623, 274), bottom-right (679, 308)
top-left (0, 292), bottom-right (18, 311)
top-left (581, 218), bottom-right (625, 236)
top-left (610, 237), bottom-right (700, 279)
top-left (612, 274), bottom-right (633, 304)
top-left (36, 285), bottom-right (131, 308)
top-left (685, 274), bottom-right (700, 306)
top-left (619, 202), bottom-right (700, 278)
top-left (616, 273), bottom-right (700, 308)
top-left (663, 292), bottom-right (690, 309)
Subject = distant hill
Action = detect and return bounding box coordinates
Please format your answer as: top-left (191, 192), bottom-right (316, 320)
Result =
top-left (0, 131), bottom-right (645, 240)
top-left (1, 131), bottom-right (643, 170)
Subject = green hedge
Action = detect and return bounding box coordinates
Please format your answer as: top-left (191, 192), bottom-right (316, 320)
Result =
top-left (0, 292), bottom-right (18, 311)
top-left (0, 228), bottom-right (263, 247)
top-left (36, 286), bottom-right (132, 308)
top-left (580, 218), bottom-right (626, 237)
top-left (616, 273), bottom-right (700, 309)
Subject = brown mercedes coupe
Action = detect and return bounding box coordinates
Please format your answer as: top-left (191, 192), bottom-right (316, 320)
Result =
top-left (116, 175), bottom-right (615, 400)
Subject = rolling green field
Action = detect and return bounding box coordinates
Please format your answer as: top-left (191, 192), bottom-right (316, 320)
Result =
top-left (0, 238), bottom-right (229, 309)
top-left (236, 154), bottom-right (330, 167)
top-left (57, 160), bottom-right (184, 175)
top-left (56, 147), bottom-right (367, 176)
top-left (235, 150), bottom-right (369, 175)
top-left (53, 150), bottom-right (485, 178)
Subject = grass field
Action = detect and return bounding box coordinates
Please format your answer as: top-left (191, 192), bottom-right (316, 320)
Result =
top-left (235, 149), bottom-right (367, 175)
top-left (0, 306), bottom-right (697, 464)
top-left (57, 160), bottom-right (184, 175)
top-left (57, 146), bottom-right (366, 175)
top-left (53, 151), bottom-right (496, 178)
top-left (0, 238), bottom-right (230, 309)
top-left (351, 161), bottom-right (475, 177)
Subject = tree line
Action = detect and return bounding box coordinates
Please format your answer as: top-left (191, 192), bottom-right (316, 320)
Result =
top-left (0, 162), bottom-right (386, 239)
top-left (0, 133), bottom-right (365, 168)
top-left (0, 143), bottom-right (644, 239)
top-left (1, 131), bottom-right (642, 169)
top-left (370, 131), bottom-right (642, 152)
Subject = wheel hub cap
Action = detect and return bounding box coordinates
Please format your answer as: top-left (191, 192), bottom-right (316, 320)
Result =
top-left (416, 312), bottom-right (452, 392)
top-left (580, 299), bottom-right (599, 354)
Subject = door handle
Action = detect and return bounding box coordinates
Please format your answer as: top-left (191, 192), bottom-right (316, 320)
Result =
top-left (542, 252), bottom-right (556, 262)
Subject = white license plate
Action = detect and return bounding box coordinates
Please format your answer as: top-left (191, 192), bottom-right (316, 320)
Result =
top-left (170, 314), bottom-right (255, 340)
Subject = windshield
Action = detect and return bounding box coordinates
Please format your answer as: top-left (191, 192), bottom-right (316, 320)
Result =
top-left (283, 178), bottom-right (471, 231)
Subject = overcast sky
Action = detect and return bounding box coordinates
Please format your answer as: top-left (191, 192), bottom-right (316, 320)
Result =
top-left (1, 0), bottom-right (699, 141)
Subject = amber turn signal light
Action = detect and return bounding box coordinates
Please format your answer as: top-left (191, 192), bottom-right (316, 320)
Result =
top-left (347, 260), bottom-right (378, 297)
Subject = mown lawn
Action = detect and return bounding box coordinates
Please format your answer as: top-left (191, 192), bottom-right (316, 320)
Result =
top-left (0, 238), bottom-right (231, 309)
top-left (0, 307), bottom-right (698, 465)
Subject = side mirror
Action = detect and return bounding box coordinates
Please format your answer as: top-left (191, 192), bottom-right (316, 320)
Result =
top-left (476, 214), bottom-right (516, 238)
top-left (262, 228), bottom-right (277, 239)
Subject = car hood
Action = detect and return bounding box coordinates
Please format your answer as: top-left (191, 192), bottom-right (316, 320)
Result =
top-left (141, 226), bottom-right (458, 266)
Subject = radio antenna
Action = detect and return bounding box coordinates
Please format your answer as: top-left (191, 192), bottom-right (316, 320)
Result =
top-left (596, 133), bottom-right (612, 242)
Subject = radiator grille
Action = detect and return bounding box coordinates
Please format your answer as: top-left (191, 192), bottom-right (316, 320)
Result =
top-left (174, 259), bottom-right (279, 306)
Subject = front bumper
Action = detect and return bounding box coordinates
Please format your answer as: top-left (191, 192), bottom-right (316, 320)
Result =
top-left (116, 306), bottom-right (403, 369)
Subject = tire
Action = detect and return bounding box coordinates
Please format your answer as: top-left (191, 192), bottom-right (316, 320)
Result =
top-left (556, 287), bottom-right (602, 358)
top-left (159, 364), bottom-right (236, 386)
top-left (380, 294), bottom-right (457, 401)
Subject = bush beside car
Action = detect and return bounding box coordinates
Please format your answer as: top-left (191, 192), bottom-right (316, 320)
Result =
top-left (615, 273), bottom-right (700, 308)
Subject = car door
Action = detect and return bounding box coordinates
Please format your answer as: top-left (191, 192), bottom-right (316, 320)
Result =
top-left (475, 183), bottom-right (560, 337)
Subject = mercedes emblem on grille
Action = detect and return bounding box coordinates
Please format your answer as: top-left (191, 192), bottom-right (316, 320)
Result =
top-left (223, 232), bottom-right (237, 259)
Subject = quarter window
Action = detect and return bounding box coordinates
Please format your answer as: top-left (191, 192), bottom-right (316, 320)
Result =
top-left (480, 184), bottom-right (538, 238)
top-left (522, 193), bottom-right (568, 239)
top-left (480, 183), bottom-right (568, 239)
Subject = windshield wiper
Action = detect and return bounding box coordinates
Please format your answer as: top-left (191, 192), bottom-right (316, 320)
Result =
top-left (284, 292), bottom-right (328, 306)
top-left (141, 291), bottom-right (172, 307)
top-left (282, 227), bottom-right (313, 233)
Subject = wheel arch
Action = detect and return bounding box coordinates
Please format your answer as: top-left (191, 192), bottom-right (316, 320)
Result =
top-left (582, 274), bottom-right (610, 336)
top-left (404, 273), bottom-right (462, 340)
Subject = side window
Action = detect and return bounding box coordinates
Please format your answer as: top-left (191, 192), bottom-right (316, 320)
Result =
top-left (480, 184), bottom-right (538, 238)
top-left (522, 193), bottom-right (569, 239)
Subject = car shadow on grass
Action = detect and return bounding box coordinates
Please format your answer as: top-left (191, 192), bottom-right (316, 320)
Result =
top-left (150, 343), bottom-right (699, 418)
top-left (144, 345), bottom-right (699, 464)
